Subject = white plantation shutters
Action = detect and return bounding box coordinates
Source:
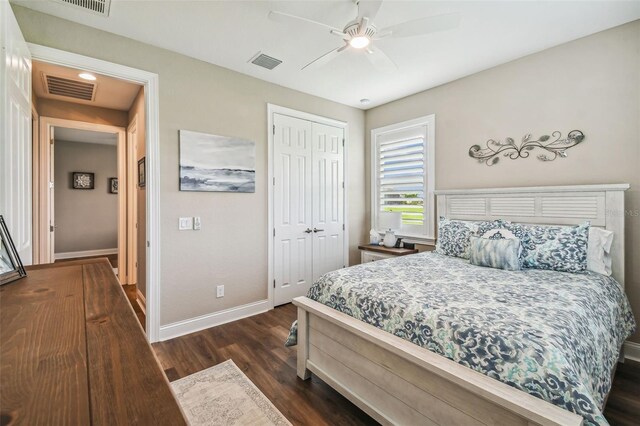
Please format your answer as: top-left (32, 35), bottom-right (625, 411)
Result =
top-left (379, 135), bottom-right (425, 226)
top-left (372, 116), bottom-right (435, 241)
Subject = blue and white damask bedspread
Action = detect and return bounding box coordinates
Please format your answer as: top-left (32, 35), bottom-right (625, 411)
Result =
top-left (287, 252), bottom-right (636, 425)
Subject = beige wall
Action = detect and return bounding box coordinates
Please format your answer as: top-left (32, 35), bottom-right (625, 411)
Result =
top-left (13, 5), bottom-right (366, 326)
top-left (54, 140), bottom-right (118, 253)
top-left (36, 97), bottom-right (128, 127)
top-left (366, 20), bottom-right (640, 342)
top-left (128, 87), bottom-right (147, 298)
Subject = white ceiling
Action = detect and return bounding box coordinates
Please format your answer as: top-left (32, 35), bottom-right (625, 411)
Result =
top-left (33, 60), bottom-right (141, 110)
top-left (54, 127), bottom-right (118, 145)
top-left (16, 1), bottom-right (640, 109)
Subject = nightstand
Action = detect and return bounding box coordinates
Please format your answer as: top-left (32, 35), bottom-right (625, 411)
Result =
top-left (358, 244), bottom-right (419, 263)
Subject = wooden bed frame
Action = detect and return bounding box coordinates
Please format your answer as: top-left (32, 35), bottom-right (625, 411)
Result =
top-left (294, 184), bottom-right (629, 426)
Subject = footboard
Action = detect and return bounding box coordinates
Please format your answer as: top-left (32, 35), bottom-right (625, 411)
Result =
top-left (293, 296), bottom-right (583, 426)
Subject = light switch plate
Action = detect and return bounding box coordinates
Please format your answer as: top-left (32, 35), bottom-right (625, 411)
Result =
top-left (193, 216), bottom-right (201, 230)
top-left (179, 217), bottom-right (193, 230)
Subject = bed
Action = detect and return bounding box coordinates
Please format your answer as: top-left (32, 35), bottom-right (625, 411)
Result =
top-left (292, 184), bottom-right (634, 426)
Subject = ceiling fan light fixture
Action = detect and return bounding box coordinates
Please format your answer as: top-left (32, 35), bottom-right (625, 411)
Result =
top-left (349, 36), bottom-right (370, 49)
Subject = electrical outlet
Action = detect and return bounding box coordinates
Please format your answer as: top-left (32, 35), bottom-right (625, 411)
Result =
top-left (178, 217), bottom-right (193, 230)
top-left (216, 285), bottom-right (224, 298)
top-left (193, 216), bottom-right (201, 230)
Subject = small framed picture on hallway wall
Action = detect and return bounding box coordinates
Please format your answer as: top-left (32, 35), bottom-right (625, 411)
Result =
top-left (72, 172), bottom-right (94, 189)
top-left (138, 157), bottom-right (146, 188)
top-left (109, 178), bottom-right (118, 194)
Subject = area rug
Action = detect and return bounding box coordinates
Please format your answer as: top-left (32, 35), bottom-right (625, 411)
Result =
top-left (171, 359), bottom-right (291, 426)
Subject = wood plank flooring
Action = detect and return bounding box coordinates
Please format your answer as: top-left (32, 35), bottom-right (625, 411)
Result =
top-left (153, 303), bottom-right (376, 425)
top-left (606, 357), bottom-right (640, 425)
top-left (153, 304), bottom-right (640, 426)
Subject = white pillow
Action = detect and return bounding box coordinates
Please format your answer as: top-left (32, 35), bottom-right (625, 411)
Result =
top-left (587, 227), bottom-right (613, 276)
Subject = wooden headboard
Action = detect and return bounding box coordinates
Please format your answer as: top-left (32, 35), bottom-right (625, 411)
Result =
top-left (435, 184), bottom-right (630, 286)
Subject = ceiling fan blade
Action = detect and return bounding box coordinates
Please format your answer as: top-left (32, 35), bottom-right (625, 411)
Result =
top-left (268, 10), bottom-right (344, 34)
top-left (302, 45), bottom-right (349, 71)
top-left (365, 45), bottom-right (397, 73)
top-left (357, 0), bottom-right (383, 22)
top-left (380, 12), bottom-right (460, 38)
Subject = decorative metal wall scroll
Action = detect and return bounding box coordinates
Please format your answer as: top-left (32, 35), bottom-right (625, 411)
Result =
top-left (469, 130), bottom-right (585, 166)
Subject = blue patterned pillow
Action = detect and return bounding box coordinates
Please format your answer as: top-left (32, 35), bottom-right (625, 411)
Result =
top-left (436, 218), bottom-right (479, 259)
top-left (284, 320), bottom-right (297, 347)
top-left (476, 220), bottom-right (528, 241)
top-left (520, 222), bottom-right (590, 273)
top-left (469, 236), bottom-right (521, 271)
top-left (475, 219), bottom-right (510, 236)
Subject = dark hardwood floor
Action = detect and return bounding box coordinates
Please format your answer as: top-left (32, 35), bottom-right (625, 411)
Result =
top-left (606, 358), bottom-right (640, 425)
top-left (152, 304), bottom-right (640, 426)
top-left (153, 304), bottom-right (376, 425)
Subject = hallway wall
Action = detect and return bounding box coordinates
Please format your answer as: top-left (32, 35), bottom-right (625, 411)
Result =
top-left (54, 140), bottom-right (118, 254)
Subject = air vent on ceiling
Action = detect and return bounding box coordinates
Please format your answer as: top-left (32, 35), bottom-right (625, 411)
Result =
top-left (42, 74), bottom-right (97, 102)
top-left (52, 0), bottom-right (111, 17)
top-left (249, 52), bottom-right (282, 70)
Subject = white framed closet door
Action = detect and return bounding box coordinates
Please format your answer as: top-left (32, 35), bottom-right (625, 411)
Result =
top-left (273, 114), bottom-right (314, 306)
top-left (311, 122), bottom-right (344, 282)
top-left (1, 1), bottom-right (32, 264)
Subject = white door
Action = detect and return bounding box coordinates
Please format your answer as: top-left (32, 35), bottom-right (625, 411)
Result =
top-left (273, 114), bottom-right (314, 306)
top-left (273, 113), bottom-right (345, 306)
top-left (0, 1), bottom-right (33, 265)
top-left (311, 122), bottom-right (344, 281)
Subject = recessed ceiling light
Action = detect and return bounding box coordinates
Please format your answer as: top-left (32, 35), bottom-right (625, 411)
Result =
top-left (78, 73), bottom-right (97, 81)
top-left (349, 36), bottom-right (370, 49)
top-left (360, 98), bottom-right (371, 105)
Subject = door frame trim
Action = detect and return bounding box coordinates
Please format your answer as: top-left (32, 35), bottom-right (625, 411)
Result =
top-left (126, 115), bottom-right (139, 287)
top-left (266, 104), bottom-right (349, 309)
top-left (37, 117), bottom-right (126, 278)
top-left (28, 43), bottom-right (162, 342)
top-left (31, 105), bottom-right (40, 264)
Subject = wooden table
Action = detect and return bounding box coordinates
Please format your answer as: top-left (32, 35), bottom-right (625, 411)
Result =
top-left (0, 258), bottom-right (186, 425)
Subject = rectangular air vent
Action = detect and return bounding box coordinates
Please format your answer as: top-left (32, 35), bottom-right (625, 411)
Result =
top-left (52, 0), bottom-right (111, 16)
top-left (249, 52), bottom-right (282, 70)
top-left (43, 74), bottom-right (97, 102)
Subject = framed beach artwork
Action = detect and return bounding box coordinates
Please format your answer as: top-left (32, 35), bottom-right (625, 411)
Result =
top-left (179, 130), bottom-right (256, 193)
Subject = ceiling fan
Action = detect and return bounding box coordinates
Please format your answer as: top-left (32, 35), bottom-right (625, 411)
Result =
top-left (268, 0), bottom-right (460, 72)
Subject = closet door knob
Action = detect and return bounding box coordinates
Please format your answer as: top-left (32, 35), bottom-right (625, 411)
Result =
top-left (304, 228), bottom-right (313, 234)
top-left (313, 228), bottom-right (324, 233)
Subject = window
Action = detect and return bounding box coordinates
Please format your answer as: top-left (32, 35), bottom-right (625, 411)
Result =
top-left (371, 115), bottom-right (435, 243)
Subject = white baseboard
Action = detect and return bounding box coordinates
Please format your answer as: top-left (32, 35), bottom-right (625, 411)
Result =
top-left (159, 299), bottom-right (270, 341)
top-left (624, 340), bottom-right (640, 362)
top-left (55, 248), bottom-right (117, 260)
top-left (136, 289), bottom-right (146, 315)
